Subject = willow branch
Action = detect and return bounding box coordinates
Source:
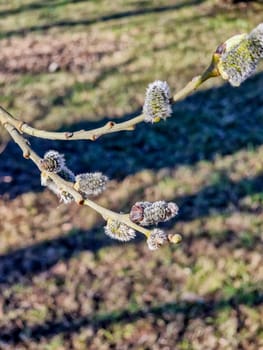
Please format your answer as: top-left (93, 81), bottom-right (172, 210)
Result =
top-left (83, 199), bottom-right (151, 237)
top-left (0, 54), bottom-right (220, 243)
top-left (2, 121), bottom-right (153, 238)
top-left (0, 54), bottom-right (220, 142)
top-left (3, 123), bottom-right (83, 203)
top-left (0, 106), bottom-right (144, 141)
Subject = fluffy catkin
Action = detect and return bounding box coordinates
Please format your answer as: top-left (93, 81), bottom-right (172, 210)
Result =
top-left (75, 172), bottom-right (108, 198)
top-left (249, 23), bottom-right (263, 57)
top-left (218, 23), bottom-right (263, 86)
top-left (147, 229), bottom-right (168, 250)
top-left (130, 201), bottom-right (178, 226)
top-left (41, 150), bottom-right (65, 173)
top-left (104, 219), bottom-right (136, 242)
top-left (143, 80), bottom-right (172, 123)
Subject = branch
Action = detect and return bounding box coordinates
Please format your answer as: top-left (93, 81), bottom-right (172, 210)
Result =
top-left (172, 53), bottom-right (220, 101)
top-left (1, 23), bottom-right (262, 249)
top-left (1, 121), bottom-right (162, 240)
top-left (0, 54), bottom-right (221, 248)
top-left (0, 54), bottom-right (220, 142)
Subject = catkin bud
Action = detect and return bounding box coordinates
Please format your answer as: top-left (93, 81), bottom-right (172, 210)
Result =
top-left (143, 80), bottom-right (172, 123)
top-left (130, 201), bottom-right (179, 226)
top-left (104, 219), bottom-right (136, 242)
top-left (217, 23), bottom-right (263, 86)
top-left (74, 172), bottom-right (108, 198)
top-left (41, 166), bottom-right (75, 204)
top-left (147, 229), bottom-right (168, 250)
top-left (40, 150), bottom-right (65, 173)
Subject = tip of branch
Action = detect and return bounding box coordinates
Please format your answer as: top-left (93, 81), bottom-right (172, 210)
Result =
top-left (168, 233), bottom-right (182, 244)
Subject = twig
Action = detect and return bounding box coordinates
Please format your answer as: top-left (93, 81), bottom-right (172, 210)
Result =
top-left (0, 54), bottom-right (220, 142)
top-left (172, 53), bottom-right (220, 102)
top-left (83, 200), bottom-right (151, 237)
top-left (0, 54), bottom-right (221, 245)
top-left (2, 121), bottom-right (152, 238)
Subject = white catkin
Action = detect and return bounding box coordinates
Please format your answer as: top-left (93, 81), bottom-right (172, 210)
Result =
top-left (130, 201), bottom-right (178, 226)
top-left (104, 219), bottom-right (136, 242)
top-left (143, 80), bottom-right (172, 123)
top-left (75, 172), bottom-right (108, 198)
top-left (41, 150), bottom-right (65, 173)
top-left (220, 23), bottom-right (263, 86)
top-left (147, 229), bottom-right (168, 250)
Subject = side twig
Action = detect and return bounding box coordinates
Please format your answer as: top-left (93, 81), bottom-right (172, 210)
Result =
top-left (2, 121), bottom-right (153, 239)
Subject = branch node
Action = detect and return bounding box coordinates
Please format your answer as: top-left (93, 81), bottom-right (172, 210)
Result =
top-left (107, 121), bottom-right (115, 129)
top-left (23, 150), bottom-right (30, 159)
top-left (92, 134), bottom-right (99, 141)
top-left (18, 121), bottom-right (25, 133)
top-left (65, 132), bottom-right (73, 139)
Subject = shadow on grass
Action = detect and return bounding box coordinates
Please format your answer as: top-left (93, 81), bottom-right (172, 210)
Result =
top-left (1, 288), bottom-right (262, 343)
top-left (175, 172), bottom-right (263, 222)
top-left (0, 227), bottom-right (143, 285)
top-left (0, 166), bottom-right (262, 286)
top-left (0, 0), bottom-right (206, 39)
top-left (0, 0), bottom-right (89, 17)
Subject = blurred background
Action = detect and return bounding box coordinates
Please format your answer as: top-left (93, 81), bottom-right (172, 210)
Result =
top-left (0, 0), bottom-right (263, 349)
